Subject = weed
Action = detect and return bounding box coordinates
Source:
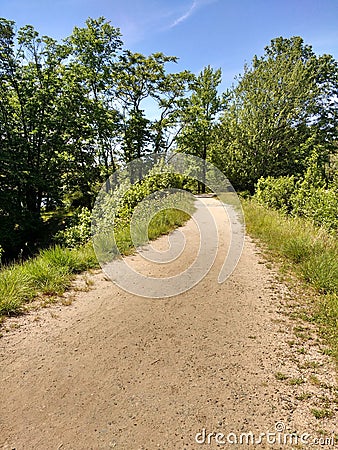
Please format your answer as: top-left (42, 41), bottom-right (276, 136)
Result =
top-left (275, 372), bottom-right (289, 381)
top-left (309, 375), bottom-right (321, 386)
top-left (289, 378), bottom-right (305, 386)
top-left (295, 392), bottom-right (312, 401)
top-left (311, 408), bottom-right (333, 419)
top-left (299, 361), bottom-right (322, 370)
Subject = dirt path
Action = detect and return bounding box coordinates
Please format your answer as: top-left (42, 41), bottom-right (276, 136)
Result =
top-left (0, 198), bottom-right (337, 449)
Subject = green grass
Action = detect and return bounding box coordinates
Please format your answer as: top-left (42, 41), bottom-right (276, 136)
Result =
top-left (242, 199), bottom-right (338, 364)
top-left (0, 207), bottom-right (192, 318)
top-left (148, 209), bottom-right (191, 239)
top-left (0, 266), bottom-right (33, 314)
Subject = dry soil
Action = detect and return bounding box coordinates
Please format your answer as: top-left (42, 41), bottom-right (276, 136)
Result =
top-left (0, 198), bottom-right (337, 449)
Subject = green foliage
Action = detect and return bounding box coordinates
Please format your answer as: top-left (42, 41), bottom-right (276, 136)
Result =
top-left (54, 207), bottom-right (92, 248)
top-left (255, 176), bottom-right (296, 213)
top-left (254, 175), bottom-right (338, 231)
top-left (93, 159), bottom-right (186, 237)
top-left (215, 37), bottom-right (338, 191)
top-left (292, 186), bottom-right (338, 230)
top-left (254, 148), bottom-right (338, 231)
top-left (94, 191), bottom-right (193, 263)
top-left (0, 17), bottom-right (193, 261)
top-left (92, 160), bottom-right (193, 262)
top-left (177, 65), bottom-right (225, 193)
top-left (290, 151), bottom-right (338, 230)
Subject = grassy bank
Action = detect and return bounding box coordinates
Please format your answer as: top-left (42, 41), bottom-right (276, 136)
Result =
top-left (242, 199), bottom-right (338, 362)
top-left (0, 208), bottom-right (191, 318)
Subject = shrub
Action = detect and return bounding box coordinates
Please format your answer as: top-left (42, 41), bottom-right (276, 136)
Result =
top-left (253, 154), bottom-right (338, 231)
top-left (254, 175), bottom-right (296, 213)
top-left (291, 185), bottom-right (338, 230)
top-left (54, 207), bottom-right (92, 248)
top-left (93, 161), bottom-right (187, 239)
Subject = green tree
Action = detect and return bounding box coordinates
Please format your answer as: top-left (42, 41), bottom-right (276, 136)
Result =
top-left (215, 36), bottom-right (338, 192)
top-left (0, 18), bottom-right (70, 256)
top-left (115, 51), bottom-right (179, 162)
top-left (152, 70), bottom-right (194, 153)
top-left (65, 17), bottom-right (123, 195)
top-left (177, 65), bottom-right (225, 192)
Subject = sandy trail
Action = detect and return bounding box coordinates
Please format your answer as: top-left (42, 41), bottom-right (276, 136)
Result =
top-left (0, 198), bottom-right (337, 449)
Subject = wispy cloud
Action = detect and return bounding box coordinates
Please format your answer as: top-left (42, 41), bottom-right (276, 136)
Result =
top-left (168, 0), bottom-right (219, 29)
top-left (170, 0), bottom-right (198, 28)
top-left (118, 0), bottom-right (220, 45)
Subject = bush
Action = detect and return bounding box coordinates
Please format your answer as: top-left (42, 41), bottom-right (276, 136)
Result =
top-left (93, 161), bottom-right (186, 239)
top-left (291, 185), bottom-right (338, 230)
top-left (54, 207), bottom-right (92, 248)
top-left (253, 158), bottom-right (338, 231)
top-left (254, 175), bottom-right (296, 213)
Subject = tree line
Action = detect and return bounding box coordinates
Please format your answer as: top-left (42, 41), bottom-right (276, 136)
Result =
top-left (0, 17), bottom-right (337, 260)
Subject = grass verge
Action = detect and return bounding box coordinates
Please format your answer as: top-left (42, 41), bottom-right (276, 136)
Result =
top-left (242, 199), bottom-right (338, 363)
top-left (0, 207), bottom-right (192, 318)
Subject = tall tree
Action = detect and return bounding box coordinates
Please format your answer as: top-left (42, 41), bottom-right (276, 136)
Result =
top-left (176, 65), bottom-right (225, 192)
top-left (115, 51), bottom-right (179, 162)
top-left (152, 70), bottom-right (194, 153)
top-left (214, 36), bottom-right (338, 191)
top-left (65, 17), bottom-right (123, 185)
top-left (0, 19), bottom-right (70, 256)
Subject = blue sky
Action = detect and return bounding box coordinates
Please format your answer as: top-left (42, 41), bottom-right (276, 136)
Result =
top-left (1, 0), bottom-right (338, 91)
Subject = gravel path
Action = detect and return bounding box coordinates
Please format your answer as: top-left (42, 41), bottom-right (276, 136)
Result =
top-left (0, 198), bottom-right (337, 449)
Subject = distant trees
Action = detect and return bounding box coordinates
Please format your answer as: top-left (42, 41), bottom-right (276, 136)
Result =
top-left (116, 51), bottom-right (183, 162)
top-left (1, 18), bottom-right (337, 260)
top-left (176, 65), bottom-right (225, 192)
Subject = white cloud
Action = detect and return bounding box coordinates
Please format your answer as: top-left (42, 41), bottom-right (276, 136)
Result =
top-left (169, 1), bottom-right (198, 28)
top-left (119, 0), bottom-right (219, 44)
top-left (168, 0), bottom-right (219, 29)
